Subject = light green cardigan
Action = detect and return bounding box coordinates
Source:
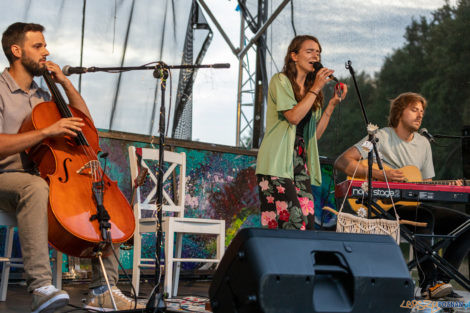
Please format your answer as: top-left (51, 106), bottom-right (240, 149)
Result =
top-left (255, 73), bottom-right (322, 186)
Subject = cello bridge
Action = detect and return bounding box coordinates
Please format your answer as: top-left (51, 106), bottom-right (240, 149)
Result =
top-left (76, 160), bottom-right (103, 181)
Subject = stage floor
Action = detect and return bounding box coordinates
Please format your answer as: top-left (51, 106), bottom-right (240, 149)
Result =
top-left (0, 278), bottom-right (212, 312)
top-left (1, 278), bottom-right (469, 312)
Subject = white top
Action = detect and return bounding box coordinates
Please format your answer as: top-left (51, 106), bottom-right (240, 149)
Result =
top-left (354, 127), bottom-right (435, 180)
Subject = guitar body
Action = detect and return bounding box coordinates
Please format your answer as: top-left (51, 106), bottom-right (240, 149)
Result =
top-left (347, 160), bottom-right (422, 213)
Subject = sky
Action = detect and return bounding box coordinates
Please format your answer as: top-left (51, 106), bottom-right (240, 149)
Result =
top-left (192, 0), bottom-right (458, 146)
top-left (0, 0), bottom-right (458, 147)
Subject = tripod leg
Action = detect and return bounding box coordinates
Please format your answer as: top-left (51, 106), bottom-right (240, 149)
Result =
top-left (97, 252), bottom-right (117, 310)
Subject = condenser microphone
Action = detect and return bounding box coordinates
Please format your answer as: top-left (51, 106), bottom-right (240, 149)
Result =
top-left (419, 128), bottom-right (435, 143)
top-left (311, 62), bottom-right (339, 83)
top-left (62, 65), bottom-right (88, 76)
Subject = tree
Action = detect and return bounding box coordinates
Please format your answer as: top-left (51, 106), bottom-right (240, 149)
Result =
top-left (377, 0), bottom-right (470, 178)
top-left (320, 0), bottom-right (470, 179)
top-left (318, 71), bottom-right (378, 161)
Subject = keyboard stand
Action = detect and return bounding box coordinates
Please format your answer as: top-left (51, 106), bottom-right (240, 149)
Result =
top-left (367, 200), bottom-right (470, 291)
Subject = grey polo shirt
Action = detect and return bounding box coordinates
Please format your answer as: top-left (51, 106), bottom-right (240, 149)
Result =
top-left (0, 68), bottom-right (50, 171)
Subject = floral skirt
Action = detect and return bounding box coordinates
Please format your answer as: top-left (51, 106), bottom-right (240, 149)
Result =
top-left (257, 136), bottom-right (315, 230)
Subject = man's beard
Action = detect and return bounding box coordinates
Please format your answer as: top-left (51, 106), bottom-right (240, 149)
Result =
top-left (405, 121), bottom-right (420, 133)
top-left (21, 54), bottom-right (46, 76)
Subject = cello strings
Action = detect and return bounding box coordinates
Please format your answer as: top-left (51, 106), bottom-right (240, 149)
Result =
top-left (44, 71), bottom-right (105, 194)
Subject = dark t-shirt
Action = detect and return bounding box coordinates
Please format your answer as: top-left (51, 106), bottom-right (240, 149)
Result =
top-left (296, 110), bottom-right (312, 137)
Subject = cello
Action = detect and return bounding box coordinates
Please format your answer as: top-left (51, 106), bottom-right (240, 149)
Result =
top-left (19, 70), bottom-right (135, 258)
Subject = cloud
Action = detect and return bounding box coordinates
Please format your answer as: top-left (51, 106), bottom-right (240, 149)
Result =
top-left (0, 0), bottom-right (456, 146)
top-left (266, 0), bottom-right (455, 76)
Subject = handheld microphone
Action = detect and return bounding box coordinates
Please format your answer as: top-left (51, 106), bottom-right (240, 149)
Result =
top-left (62, 65), bottom-right (88, 76)
top-left (311, 62), bottom-right (339, 83)
top-left (418, 128), bottom-right (435, 143)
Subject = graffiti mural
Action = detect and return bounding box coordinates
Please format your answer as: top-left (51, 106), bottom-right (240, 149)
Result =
top-left (0, 131), bottom-right (336, 275)
top-left (98, 134), bottom-right (261, 271)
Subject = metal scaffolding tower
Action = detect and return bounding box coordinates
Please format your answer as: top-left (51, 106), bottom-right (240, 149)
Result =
top-left (198, 0), bottom-right (290, 148)
top-left (236, 0), bottom-right (267, 149)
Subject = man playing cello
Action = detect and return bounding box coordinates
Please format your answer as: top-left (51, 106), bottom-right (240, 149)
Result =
top-left (0, 22), bottom-right (143, 312)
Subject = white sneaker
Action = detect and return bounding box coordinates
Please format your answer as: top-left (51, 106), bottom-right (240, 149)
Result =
top-left (31, 285), bottom-right (69, 313)
top-left (84, 286), bottom-right (146, 311)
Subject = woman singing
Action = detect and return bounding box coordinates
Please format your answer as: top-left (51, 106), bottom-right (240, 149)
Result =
top-left (256, 35), bottom-right (347, 230)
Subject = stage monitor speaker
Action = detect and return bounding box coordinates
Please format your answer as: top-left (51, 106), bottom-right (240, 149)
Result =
top-left (463, 125), bottom-right (470, 178)
top-left (209, 228), bottom-right (413, 313)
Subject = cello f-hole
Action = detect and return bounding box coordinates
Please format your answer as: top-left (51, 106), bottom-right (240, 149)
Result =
top-left (58, 158), bottom-right (72, 183)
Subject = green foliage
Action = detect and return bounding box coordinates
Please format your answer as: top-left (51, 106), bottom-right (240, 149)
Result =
top-left (319, 0), bottom-right (470, 179)
top-left (318, 71), bottom-right (379, 161)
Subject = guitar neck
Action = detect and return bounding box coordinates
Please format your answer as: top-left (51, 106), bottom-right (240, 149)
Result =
top-left (354, 160), bottom-right (468, 186)
top-left (408, 179), bottom-right (470, 186)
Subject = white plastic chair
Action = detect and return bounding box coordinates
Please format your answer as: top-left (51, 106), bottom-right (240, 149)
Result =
top-left (128, 146), bottom-right (225, 298)
top-left (0, 210), bottom-right (62, 301)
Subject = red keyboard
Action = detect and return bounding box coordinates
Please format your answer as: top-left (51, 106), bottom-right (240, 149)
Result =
top-left (336, 180), bottom-right (470, 203)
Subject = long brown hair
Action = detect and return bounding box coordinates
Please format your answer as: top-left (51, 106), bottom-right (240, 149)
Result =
top-left (282, 35), bottom-right (323, 110)
top-left (388, 92), bottom-right (427, 128)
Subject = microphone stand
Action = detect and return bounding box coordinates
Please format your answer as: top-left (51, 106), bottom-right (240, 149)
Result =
top-left (67, 63), bottom-right (229, 75)
top-left (90, 153), bottom-right (119, 310)
top-left (79, 61), bottom-right (229, 312)
top-left (145, 62), bottom-right (168, 313)
top-left (433, 134), bottom-right (470, 139)
top-left (149, 61), bottom-right (215, 312)
top-left (345, 60), bottom-right (383, 218)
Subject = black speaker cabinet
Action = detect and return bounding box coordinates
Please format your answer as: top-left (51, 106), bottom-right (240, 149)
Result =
top-left (209, 228), bottom-right (413, 313)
